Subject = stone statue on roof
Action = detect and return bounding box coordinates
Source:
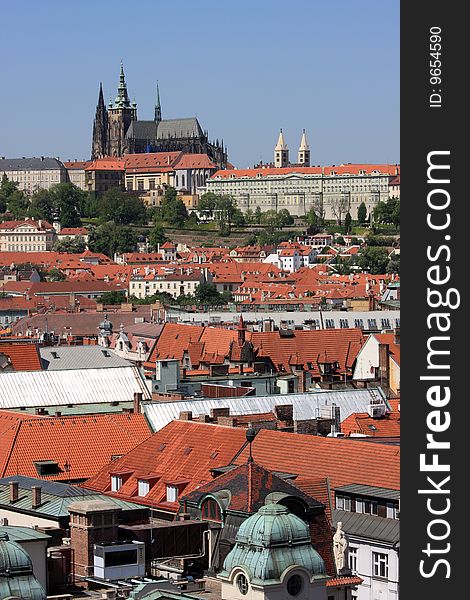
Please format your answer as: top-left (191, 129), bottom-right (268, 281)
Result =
top-left (333, 521), bottom-right (349, 574)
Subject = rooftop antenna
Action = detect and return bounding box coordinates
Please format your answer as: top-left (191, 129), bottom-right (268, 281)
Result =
top-left (246, 427), bottom-right (256, 463)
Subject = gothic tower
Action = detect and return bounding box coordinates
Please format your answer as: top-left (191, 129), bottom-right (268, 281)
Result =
top-left (91, 83), bottom-right (109, 159)
top-left (274, 129), bottom-right (289, 168)
top-left (108, 62), bottom-right (137, 157)
top-left (298, 129), bottom-right (310, 166)
top-left (155, 82), bottom-right (162, 122)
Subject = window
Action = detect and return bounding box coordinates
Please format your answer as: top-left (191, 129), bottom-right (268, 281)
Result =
top-left (354, 318), bottom-right (364, 328)
top-left (355, 497), bottom-right (378, 515)
top-left (137, 479), bottom-right (150, 497)
top-left (325, 319), bottom-right (335, 329)
top-left (381, 318), bottom-right (390, 329)
top-left (237, 574), bottom-right (249, 595)
top-left (349, 546), bottom-right (358, 573)
top-left (202, 498), bottom-right (222, 522)
top-left (166, 485), bottom-right (178, 502)
top-left (387, 501), bottom-right (399, 519)
top-left (340, 318), bottom-right (349, 328)
top-left (111, 475), bottom-right (122, 492)
top-left (367, 318), bottom-right (377, 329)
top-left (286, 574), bottom-right (303, 596)
top-left (373, 552), bottom-right (389, 578)
top-left (336, 494), bottom-right (351, 511)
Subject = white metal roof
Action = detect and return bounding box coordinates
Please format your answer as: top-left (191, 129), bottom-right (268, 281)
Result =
top-left (142, 388), bottom-right (388, 432)
top-left (0, 366), bottom-right (151, 409)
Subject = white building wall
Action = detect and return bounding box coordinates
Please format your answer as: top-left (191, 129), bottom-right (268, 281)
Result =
top-left (350, 540), bottom-right (399, 600)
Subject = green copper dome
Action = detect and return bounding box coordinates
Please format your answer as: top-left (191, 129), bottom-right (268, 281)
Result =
top-left (0, 533), bottom-right (46, 599)
top-left (221, 504), bottom-right (325, 585)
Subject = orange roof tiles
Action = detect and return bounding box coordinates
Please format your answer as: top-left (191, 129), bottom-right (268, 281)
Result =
top-left (174, 154), bottom-right (216, 170)
top-left (84, 420), bottom-right (400, 512)
top-left (374, 333), bottom-right (400, 366)
top-left (0, 412), bottom-right (152, 481)
top-left (0, 343), bottom-right (42, 371)
top-left (211, 164), bottom-right (399, 180)
top-left (341, 411), bottom-right (401, 438)
top-left (85, 158), bottom-right (125, 171)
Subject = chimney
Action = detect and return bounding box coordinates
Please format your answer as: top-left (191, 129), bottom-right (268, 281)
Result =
top-left (210, 407), bottom-right (230, 420)
top-left (32, 486), bottom-right (42, 509)
top-left (9, 481), bottom-right (19, 503)
top-left (179, 411), bottom-right (193, 421)
top-left (378, 343), bottom-right (390, 388)
top-left (133, 392), bottom-right (143, 414)
top-left (394, 327), bottom-right (400, 345)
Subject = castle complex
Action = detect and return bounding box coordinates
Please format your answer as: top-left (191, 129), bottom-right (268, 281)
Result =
top-left (91, 63), bottom-right (227, 167)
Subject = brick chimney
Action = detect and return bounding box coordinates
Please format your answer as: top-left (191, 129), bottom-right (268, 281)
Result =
top-left (210, 407), bottom-right (230, 421)
top-left (378, 343), bottom-right (390, 387)
top-left (133, 392), bottom-right (143, 414)
top-left (274, 404), bottom-right (294, 423)
top-left (179, 411), bottom-right (193, 421)
top-left (9, 481), bottom-right (19, 503)
top-left (32, 485), bottom-right (42, 509)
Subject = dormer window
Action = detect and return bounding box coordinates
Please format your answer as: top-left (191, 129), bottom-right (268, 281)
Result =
top-left (166, 485), bottom-right (178, 502)
top-left (137, 479), bottom-right (150, 497)
top-left (111, 475), bottom-right (122, 492)
top-left (202, 498), bottom-right (222, 522)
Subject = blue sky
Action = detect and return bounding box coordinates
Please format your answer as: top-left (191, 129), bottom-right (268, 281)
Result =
top-left (0, 0), bottom-right (399, 168)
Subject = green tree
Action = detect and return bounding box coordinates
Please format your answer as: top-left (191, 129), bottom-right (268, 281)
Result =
top-left (88, 223), bottom-right (138, 257)
top-left (49, 183), bottom-right (86, 228)
top-left (7, 191), bottom-right (30, 219)
top-left (161, 187), bottom-right (188, 227)
top-left (387, 253), bottom-right (400, 275)
top-left (306, 207), bottom-right (323, 234)
top-left (276, 208), bottom-right (294, 228)
top-left (0, 174), bottom-right (21, 213)
top-left (373, 199), bottom-right (400, 226)
top-left (254, 206), bottom-right (262, 224)
top-left (194, 283), bottom-right (228, 306)
top-left (231, 208), bottom-right (246, 227)
top-left (99, 290), bottom-right (127, 305)
top-left (53, 237), bottom-right (86, 253)
top-left (344, 212), bottom-right (352, 234)
top-left (357, 202), bottom-right (367, 224)
top-left (98, 188), bottom-right (147, 225)
top-left (29, 189), bottom-right (54, 222)
top-left (198, 192), bottom-right (218, 219)
top-left (358, 247), bottom-right (390, 274)
top-left (148, 224), bottom-right (168, 251)
top-left (214, 195), bottom-right (236, 233)
top-left (46, 267), bottom-right (66, 282)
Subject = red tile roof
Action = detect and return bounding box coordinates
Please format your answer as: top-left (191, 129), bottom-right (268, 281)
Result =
top-left (58, 227), bottom-right (88, 236)
top-left (84, 420), bottom-right (400, 512)
top-left (124, 152), bottom-right (181, 170)
top-left (173, 154), bottom-right (216, 170)
top-left (211, 164), bottom-right (399, 180)
top-left (373, 333), bottom-right (400, 366)
top-left (63, 161), bottom-right (92, 170)
top-left (85, 158), bottom-right (125, 171)
top-left (0, 343), bottom-right (42, 371)
top-left (341, 411), bottom-right (401, 438)
top-left (0, 219), bottom-right (53, 231)
top-left (0, 412), bottom-right (152, 481)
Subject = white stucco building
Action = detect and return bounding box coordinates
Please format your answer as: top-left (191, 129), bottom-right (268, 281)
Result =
top-left (0, 218), bottom-right (56, 252)
top-left (0, 157), bottom-right (67, 195)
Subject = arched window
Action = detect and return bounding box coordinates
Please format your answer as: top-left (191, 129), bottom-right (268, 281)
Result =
top-left (201, 498), bottom-right (222, 522)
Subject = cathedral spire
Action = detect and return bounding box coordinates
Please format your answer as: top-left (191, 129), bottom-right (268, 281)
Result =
top-left (298, 129), bottom-right (311, 166)
top-left (155, 82), bottom-right (162, 122)
top-left (91, 82), bottom-right (109, 159)
top-left (113, 61), bottom-right (131, 108)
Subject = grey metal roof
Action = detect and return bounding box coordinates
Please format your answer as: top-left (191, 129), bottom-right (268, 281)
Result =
top-left (334, 484), bottom-right (400, 500)
top-left (142, 388), bottom-right (388, 432)
top-left (0, 366), bottom-right (151, 409)
top-left (156, 118), bottom-right (204, 140)
top-left (166, 308), bottom-right (400, 329)
top-left (39, 346), bottom-right (132, 370)
top-left (0, 157), bottom-right (64, 171)
top-left (0, 526), bottom-right (51, 542)
top-left (0, 476), bottom-right (145, 520)
top-left (126, 120), bottom-right (158, 140)
top-left (333, 509), bottom-right (399, 544)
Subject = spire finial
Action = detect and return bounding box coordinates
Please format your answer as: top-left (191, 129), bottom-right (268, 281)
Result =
top-left (155, 81), bottom-right (162, 122)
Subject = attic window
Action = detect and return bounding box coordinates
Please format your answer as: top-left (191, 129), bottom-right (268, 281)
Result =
top-left (166, 485), bottom-right (178, 502)
top-left (111, 475), bottom-right (122, 492)
top-left (137, 479), bottom-right (150, 497)
top-left (34, 460), bottom-right (60, 476)
top-left (183, 447), bottom-right (193, 456)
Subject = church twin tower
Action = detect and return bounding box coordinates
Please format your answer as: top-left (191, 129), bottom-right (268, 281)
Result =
top-left (274, 129), bottom-right (310, 168)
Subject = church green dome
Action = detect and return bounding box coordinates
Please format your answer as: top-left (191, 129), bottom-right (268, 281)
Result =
top-left (221, 504), bottom-right (325, 586)
top-left (0, 533), bottom-right (46, 599)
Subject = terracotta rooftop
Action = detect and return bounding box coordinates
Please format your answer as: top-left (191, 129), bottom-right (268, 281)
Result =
top-left (0, 412), bottom-right (152, 481)
top-left (0, 343), bottom-right (42, 371)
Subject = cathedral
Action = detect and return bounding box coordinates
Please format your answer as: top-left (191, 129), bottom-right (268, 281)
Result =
top-left (91, 63), bottom-right (227, 167)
